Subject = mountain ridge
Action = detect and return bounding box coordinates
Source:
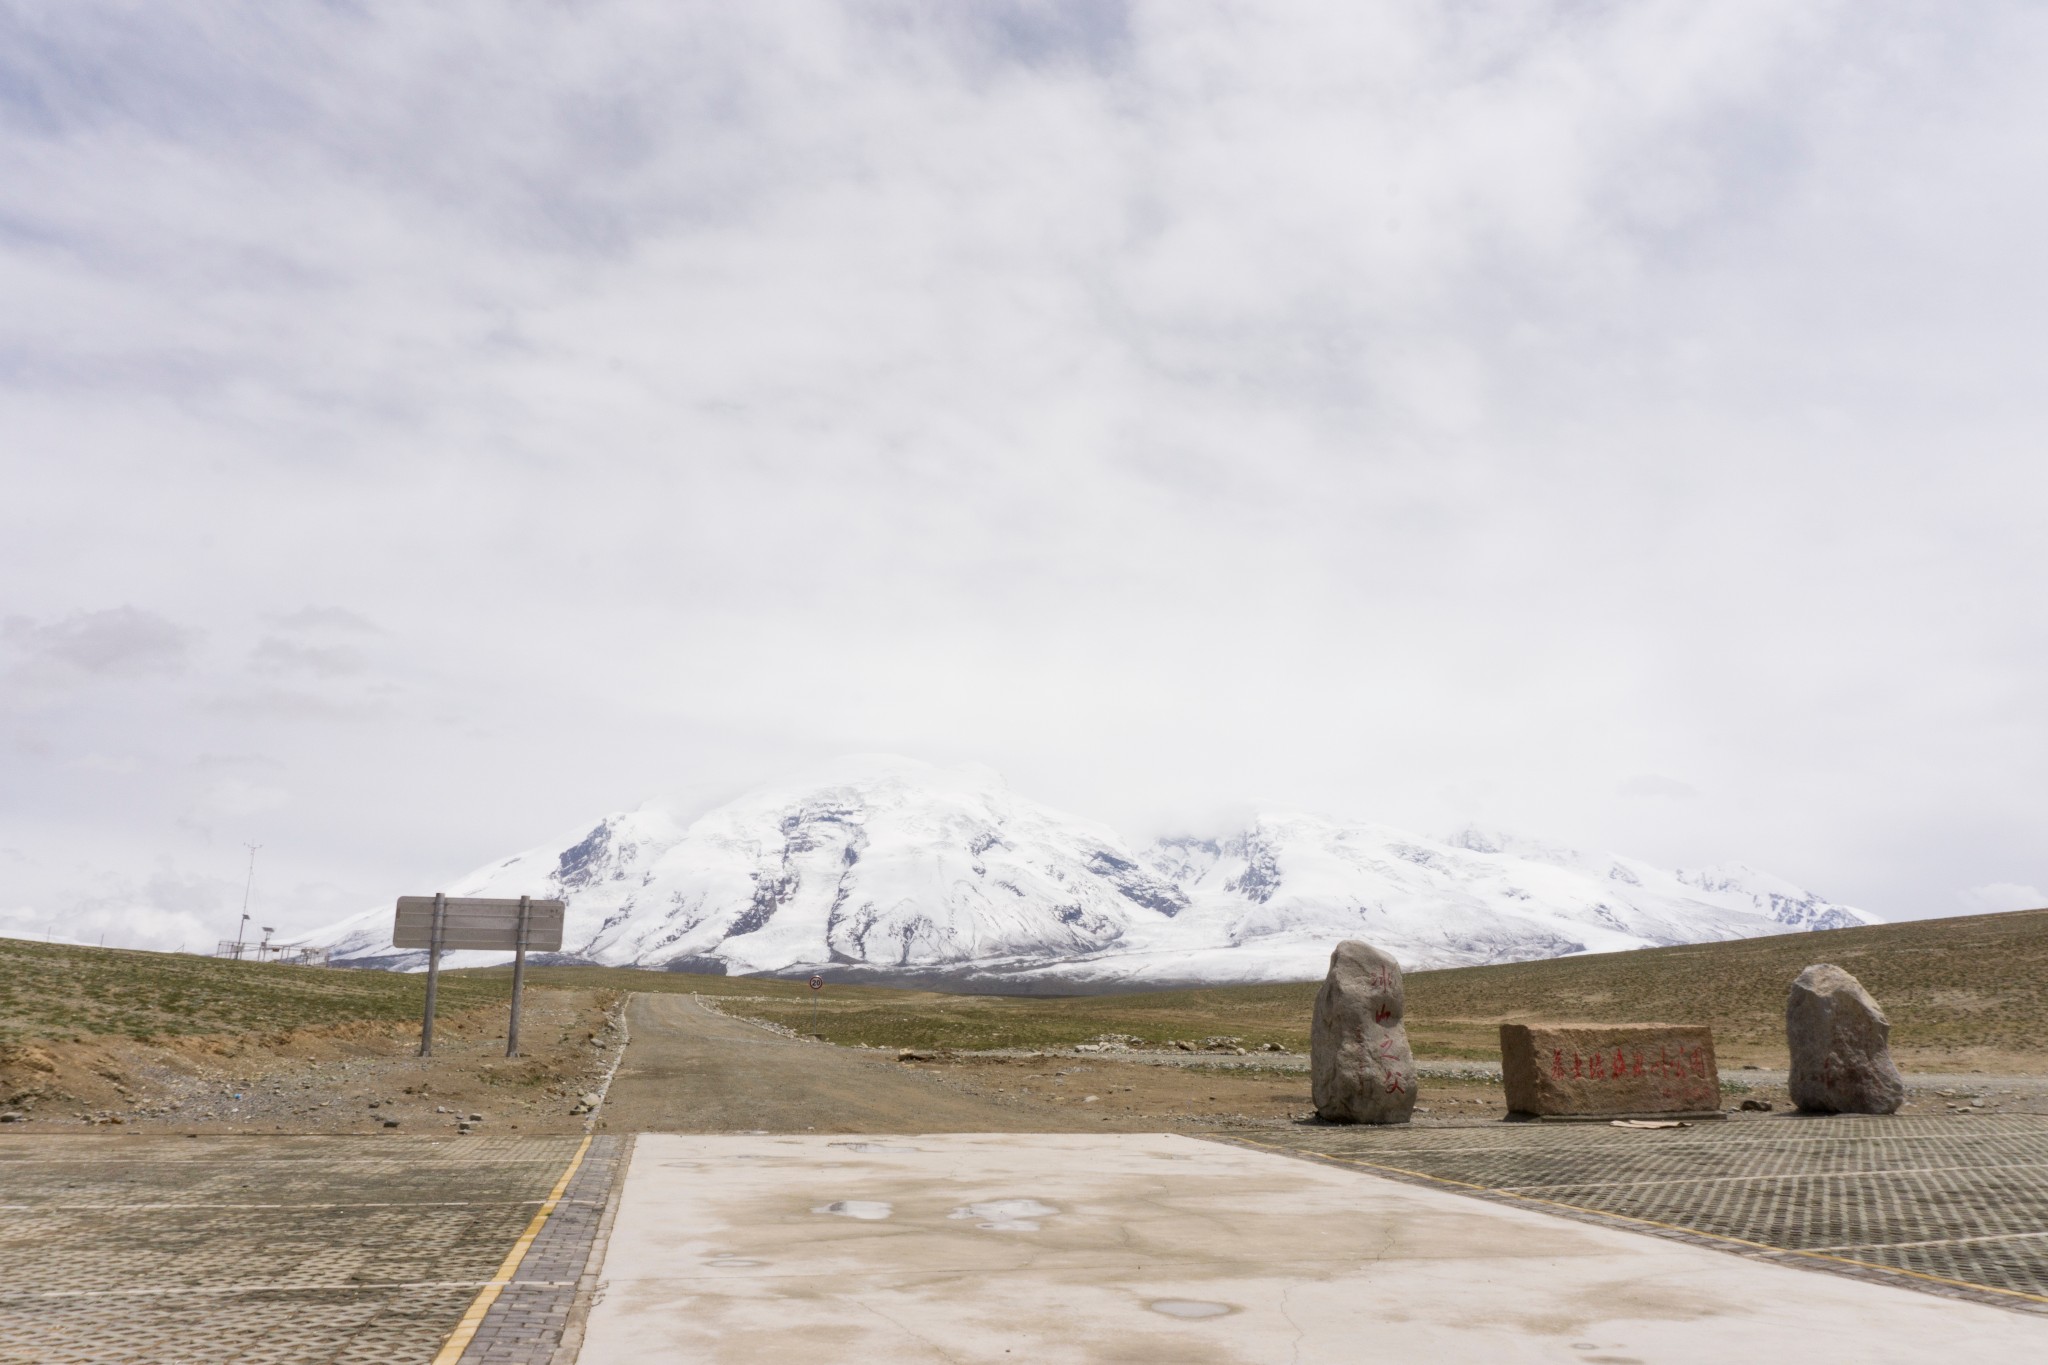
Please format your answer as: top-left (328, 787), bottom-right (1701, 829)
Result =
top-left (302, 755), bottom-right (1874, 989)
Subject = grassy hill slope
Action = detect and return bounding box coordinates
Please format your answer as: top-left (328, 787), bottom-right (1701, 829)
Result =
top-left (0, 937), bottom-right (507, 1043)
top-left (7, 906), bottom-right (2042, 1070)
top-left (509, 907), bottom-right (2048, 1067)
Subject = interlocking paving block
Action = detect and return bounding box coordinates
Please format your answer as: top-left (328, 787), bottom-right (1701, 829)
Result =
top-left (458, 1135), bottom-right (629, 1364)
top-left (0, 1135), bottom-right (588, 1365)
top-left (1240, 1114), bottom-right (2048, 1309)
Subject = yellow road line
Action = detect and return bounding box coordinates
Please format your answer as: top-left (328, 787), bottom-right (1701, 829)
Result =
top-left (432, 1135), bottom-right (594, 1365)
top-left (8, 1200), bottom-right (565, 1212)
top-left (1225, 1135), bottom-right (2048, 1308)
top-left (20, 1280), bottom-right (559, 1299)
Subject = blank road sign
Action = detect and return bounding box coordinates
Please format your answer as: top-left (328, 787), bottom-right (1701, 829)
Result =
top-left (392, 896), bottom-right (566, 952)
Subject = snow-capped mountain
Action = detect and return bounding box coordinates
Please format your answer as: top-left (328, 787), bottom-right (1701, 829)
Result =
top-left (303, 756), bottom-right (1875, 989)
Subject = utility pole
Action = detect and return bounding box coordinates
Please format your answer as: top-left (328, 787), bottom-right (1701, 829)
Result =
top-left (236, 844), bottom-right (262, 957)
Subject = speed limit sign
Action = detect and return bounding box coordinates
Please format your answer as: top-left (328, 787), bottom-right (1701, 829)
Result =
top-left (808, 973), bottom-right (824, 992)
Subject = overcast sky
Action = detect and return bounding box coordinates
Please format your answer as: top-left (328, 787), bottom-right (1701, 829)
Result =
top-left (3, 1), bottom-right (2044, 951)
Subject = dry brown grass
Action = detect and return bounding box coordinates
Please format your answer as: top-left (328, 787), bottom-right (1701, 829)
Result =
top-left (9, 905), bottom-right (2041, 1077)
top-left (1401, 906), bottom-right (2048, 1068)
top-left (0, 937), bottom-right (507, 1043)
top-left (509, 908), bottom-right (2048, 1070)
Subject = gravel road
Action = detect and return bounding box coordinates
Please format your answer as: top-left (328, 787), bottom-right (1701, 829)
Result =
top-left (593, 992), bottom-right (1092, 1133)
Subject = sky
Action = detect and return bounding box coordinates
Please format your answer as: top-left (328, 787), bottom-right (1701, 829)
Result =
top-left (2, 1), bottom-right (2044, 952)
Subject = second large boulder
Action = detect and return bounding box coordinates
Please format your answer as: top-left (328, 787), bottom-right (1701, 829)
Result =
top-left (1787, 963), bottom-right (1906, 1115)
top-left (1311, 940), bottom-right (1416, 1124)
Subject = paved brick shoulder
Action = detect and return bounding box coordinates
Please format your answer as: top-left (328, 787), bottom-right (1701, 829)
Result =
top-left (0, 1134), bottom-right (588, 1365)
top-left (1237, 1112), bottom-right (2048, 1313)
top-left (458, 1135), bottom-right (630, 1364)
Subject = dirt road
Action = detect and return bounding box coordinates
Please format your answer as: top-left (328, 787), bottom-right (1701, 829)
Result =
top-left (595, 992), bottom-right (1078, 1132)
top-left (591, 993), bottom-right (1511, 1133)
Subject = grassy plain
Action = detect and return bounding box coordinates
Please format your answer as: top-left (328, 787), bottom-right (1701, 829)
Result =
top-left (6, 905), bottom-right (2043, 1075)
top-left (0, 937), bottom-right (507, 1043)
top-left (505, 907), bottom-right (2048, 1070)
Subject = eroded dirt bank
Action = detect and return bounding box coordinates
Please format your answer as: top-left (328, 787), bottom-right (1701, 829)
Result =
top-left (0, 988), bottom-right (622, 1136)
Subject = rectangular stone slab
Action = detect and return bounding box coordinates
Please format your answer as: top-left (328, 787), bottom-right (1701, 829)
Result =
top-left (1500, 1024), bottom-right (1721, 1117)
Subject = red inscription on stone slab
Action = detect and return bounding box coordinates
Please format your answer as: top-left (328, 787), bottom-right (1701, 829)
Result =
top-left (1500, 1024), bottom-right (1720, 1118)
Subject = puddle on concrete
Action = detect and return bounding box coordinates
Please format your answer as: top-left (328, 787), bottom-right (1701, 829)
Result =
top-left (1148, 1300), bottom-right (1233, 1320)
top-left (827, 1142), bottom-right (923, 1153)
top-left (813, 1200), bottom-right (894, 1221)
top-left (948, 1200), bottom-right (1059, 1231)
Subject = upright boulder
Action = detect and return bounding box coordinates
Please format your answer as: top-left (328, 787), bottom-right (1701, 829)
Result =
top-left (1312, 940), bottom-right (1416, 1124)
top-left (1787, 964), bottom-right (1905, 1115)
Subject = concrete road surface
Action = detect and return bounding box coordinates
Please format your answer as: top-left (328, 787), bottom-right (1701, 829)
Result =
top-left (576, 1131), bottom-right (2048, 1363)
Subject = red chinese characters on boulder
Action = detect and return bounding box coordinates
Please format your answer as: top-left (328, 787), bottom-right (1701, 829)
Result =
top-left (1310, 940), bottom-right (1417, 1125)
top-left (1499, 1024), bottom-right (1721, 1118)
top-left (1378, 1036), bottom-right (1407, 1095)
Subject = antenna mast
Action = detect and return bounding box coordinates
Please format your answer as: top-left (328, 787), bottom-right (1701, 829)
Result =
top-left (238, 843), bottom-right (261, 954)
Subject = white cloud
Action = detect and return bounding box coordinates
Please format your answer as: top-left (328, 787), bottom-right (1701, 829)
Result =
top-left (268, 607), bottom-right (382, 635)
top-left (0, 896), bottom-right (215, 955)
top-left (248, 637), bottom-right (364, 677)
top-left (0, 2), bottom-right (2043, 936)
top-left (1617, 775), bottom-right (1700, 801)
top-left (3, 607), bottom-right (195, 679)
top-left (1957, 883), bottom-right (2046, 916)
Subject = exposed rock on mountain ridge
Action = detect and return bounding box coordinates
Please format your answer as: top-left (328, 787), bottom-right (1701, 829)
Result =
top-left (304, 756), bottom-right (1874, 989)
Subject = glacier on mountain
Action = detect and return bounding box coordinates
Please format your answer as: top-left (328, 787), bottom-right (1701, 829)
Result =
top-left (302, 756), bottom-right (1874, 989)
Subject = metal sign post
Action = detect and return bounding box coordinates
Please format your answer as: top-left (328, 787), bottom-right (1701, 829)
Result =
top-left (506, 895), bottom-right (531, 1058)
top-left (420, 892), bottom-right (446, 1057)
top-left (393, 895), bottom-right (566, 1059)
top-left (808, 972), bottom-right (823, 1035)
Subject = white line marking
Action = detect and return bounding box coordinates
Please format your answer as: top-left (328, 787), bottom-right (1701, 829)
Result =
top-left (0, 1199), bottom-right (608, 1212)
top-left (1803, 1228), bottom-right (2048, 1253)
top-left (1500, 1160), bottom-right (2048, 1192)
top-left (583, 997), bottom-right (632, 1132)
top-left (4, 1282), bottom-right (578, 1300)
